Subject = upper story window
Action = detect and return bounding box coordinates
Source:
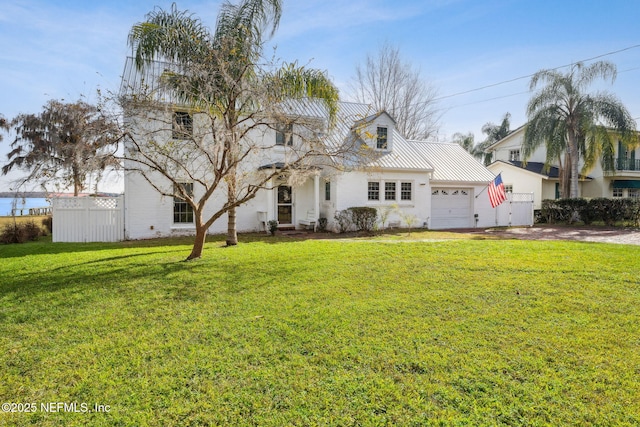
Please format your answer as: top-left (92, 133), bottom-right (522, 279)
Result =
top-left (172, 111), bottom-right (193, 140)
top-left (173, 182), bottom-right (194, 224)
top-left (509, 149), bottom-right (520, 161)
top-left (376, 127), bottom-right (388, 150)
top-left (325, 181), bottom-right (331, 201)
top-left (504, 184), bottom-right (513, 193)
top-left (276, 123), bottom-right (293, 146)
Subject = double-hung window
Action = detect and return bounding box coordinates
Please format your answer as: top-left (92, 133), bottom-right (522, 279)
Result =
top-left (276, 123), bottom-right (293, 146)
top-left (172, 111), bottom-right (193, 139)
top-left (368, 181), bottom-right (413, 202)
top-left (368, 182), bottom-right (380, 200)
top-left (385, 182), bottom-right (396, 200)
top-left (400, 182), bottom-right (412, 201)
top-left (376, 127), bottom-right (388, 149)
top-left (173, 182), bottom-right (194, 224)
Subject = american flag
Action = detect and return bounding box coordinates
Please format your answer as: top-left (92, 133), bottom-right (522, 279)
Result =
top-left (488, 174), bottom-right (507, 208)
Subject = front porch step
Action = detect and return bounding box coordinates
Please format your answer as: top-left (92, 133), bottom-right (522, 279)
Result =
top-left (277, 226), bottom-right (296, 231)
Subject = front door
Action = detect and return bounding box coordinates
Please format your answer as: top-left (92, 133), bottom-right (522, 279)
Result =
top-left (277, 185), bottom-right (293, 225)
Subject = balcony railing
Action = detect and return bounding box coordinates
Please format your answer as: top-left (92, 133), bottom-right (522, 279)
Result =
top-left (615, 158), bottom-right (640, 171)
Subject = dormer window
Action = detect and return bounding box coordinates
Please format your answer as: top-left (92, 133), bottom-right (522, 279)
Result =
top-left (276, 123), bottom-right (293, 146)
top-left (376, 127), bottom-right (388, 149)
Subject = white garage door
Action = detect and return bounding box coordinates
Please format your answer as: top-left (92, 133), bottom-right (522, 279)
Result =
top-left (431, 188), bottom-right (472, 229)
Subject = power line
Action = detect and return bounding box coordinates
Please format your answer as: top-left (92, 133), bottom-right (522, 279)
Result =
top-left (433, 43), bottom-right (640, 102)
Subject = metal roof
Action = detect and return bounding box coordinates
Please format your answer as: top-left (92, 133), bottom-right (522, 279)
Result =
top-left (409, 141), bottom-right (496, 182)
top-left (367, 136), bottom-right (434, 171)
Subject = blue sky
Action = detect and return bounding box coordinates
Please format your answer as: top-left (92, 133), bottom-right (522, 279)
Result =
top-left (1, 0), bottom-right (639, 192)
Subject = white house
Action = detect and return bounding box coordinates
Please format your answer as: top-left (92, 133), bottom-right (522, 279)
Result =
top-left (118, 58), bottom-right (512, 240)
top-left (486, 125), bottom-right (640, 209)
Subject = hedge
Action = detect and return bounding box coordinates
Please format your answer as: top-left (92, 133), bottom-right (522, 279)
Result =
top-left (540, 198), bottom-right (640, 226)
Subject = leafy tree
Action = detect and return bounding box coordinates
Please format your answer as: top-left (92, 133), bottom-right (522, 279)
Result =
top-left (452, 132), bottom-right (474, 153)
top-left (123, 1), bottom-right (349, 260)
top-left (475, 112), bottom-right (511, 165)
top-left (454, 113), bottom-right (511, 165)
top-left (351, 42), bottom-right (440, 140)
top-left (523, 61), bottom-right (636, 198)
top-left (0, 114), bottom-right (8, 141)
top-left (2, 100), bottom-right (120, 195)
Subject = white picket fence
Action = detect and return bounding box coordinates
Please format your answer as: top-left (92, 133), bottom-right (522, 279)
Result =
top-left (52, 196), bottom-right (124, 242)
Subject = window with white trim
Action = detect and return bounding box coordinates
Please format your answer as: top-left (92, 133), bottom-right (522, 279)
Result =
top-left (276, 123), bottom-right (293, 146)
top-left (173, 182), bottom-right (194, 224)
top-left (504, 184), bottom-right (513, 193)
top-left (368, 180), bottom-right (413, 202)
top-left (400, 182), bottom-right (412, 201)
top-left (325, 181), bottom-right (331, 201)
top-left (376, 127), bottom-right (388, 149)
top-left (385, 182), bottom-right (396, 200)
top-left (509, 149), bottom-right (520, 161)
top-left (172, 111), bottom-right (193, 139)
top-left (368, 182), bottom-right (380, 200)
top-left (613, 188), bottom-right (623, 198)
top-left (629, 188), bottom-right (640, 199)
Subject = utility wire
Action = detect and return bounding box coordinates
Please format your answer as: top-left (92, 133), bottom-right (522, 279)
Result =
top-left (433, 44), bottom-right (640, 102)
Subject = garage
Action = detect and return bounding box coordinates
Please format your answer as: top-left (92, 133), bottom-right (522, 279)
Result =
top-left (430, 188), bottom-right (473, 229)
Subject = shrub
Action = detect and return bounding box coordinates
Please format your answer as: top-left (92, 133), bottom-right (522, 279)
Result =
top-left (348, 207), bottom-right (377, 232)
top-left (1, 220), bottom-right (42, 244)
top-left (42, 216), bottom-right (53, 234)
top-left (334, 210), bottom-right (353, 233)
top-left (317, 217), bottom-right (328, 232)
top-left (541, 198), bottom-right (640, 226)
top-left (267, 220), bottom-right (278, 236)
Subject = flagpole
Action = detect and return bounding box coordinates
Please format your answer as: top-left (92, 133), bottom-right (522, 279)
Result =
top-left (475, 171), bottom-right (502, 198)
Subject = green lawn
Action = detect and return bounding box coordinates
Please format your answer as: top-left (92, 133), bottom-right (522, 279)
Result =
top-left (0, 233), bottom-right (639, 426)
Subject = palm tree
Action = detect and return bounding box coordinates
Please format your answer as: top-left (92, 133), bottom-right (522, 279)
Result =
top-left (523, 61), bottom-right (636, 198)
top-left (475, 112), bottom-right (511, 165)
top-left (127, 1), bottom-right (339, 257)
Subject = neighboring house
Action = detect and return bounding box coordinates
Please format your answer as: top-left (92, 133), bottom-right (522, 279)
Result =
top-left (486, 125), bottom-right (640, 209)
top-left (119, 60), bottom-right (504, 239)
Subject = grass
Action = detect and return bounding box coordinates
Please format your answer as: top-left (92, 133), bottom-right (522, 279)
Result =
top-left (0, 232), bottom-right (639, 426)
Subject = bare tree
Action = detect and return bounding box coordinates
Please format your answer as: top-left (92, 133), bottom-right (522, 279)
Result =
top-left (2, 100), bottom-right (120, 195)
top-left (351, 42), bottom-right (440, 140)
top-left (125, 1), bottom-right (350, 251)
top-left (120, 58), bottom-right (369, 260)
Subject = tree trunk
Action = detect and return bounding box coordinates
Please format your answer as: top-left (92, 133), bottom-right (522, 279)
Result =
top-left (187, 224), bottom-right (207, 260)
top-left (568, 138), bottom-right (580, 199)
top-left (226, 169), bottom-right (238, 246)
top-left (226, 206), bottom-right (238, 246)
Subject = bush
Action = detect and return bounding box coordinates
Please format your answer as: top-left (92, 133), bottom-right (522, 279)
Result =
top-left (267, 220), bottom-right (278, 236)
top-left (334, 210), bottom-right (353, 233)
top-left (348, 207), bottom-right (377, 232)
top-left (540, 198), bottom-right (640, 226)
top-left (42, 216), bottom-right (53, 234)
top-left (1, 220), bottom-right (43, 244)
top-left (317, 217), bottom-right (328, 232)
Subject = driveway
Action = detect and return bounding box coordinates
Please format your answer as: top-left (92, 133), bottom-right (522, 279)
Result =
top-left (478, 226), bottom-right (640, 245)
